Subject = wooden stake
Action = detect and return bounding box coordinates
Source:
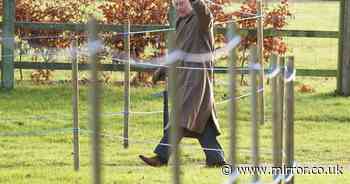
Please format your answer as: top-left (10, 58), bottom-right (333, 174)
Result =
top-left (257, 0), bottom-right (265, 124)
top-left (168, 4), bottom-right (181, 184)
top-left (88, 17), bottom-right (102, 184)
top-left (71, 39), bottom-right (80, 171)
top-left (285, 56), bottom-right (295, 184)
top-left (227, 22), bottom-right (238, 182)
top-left (123, 20), bottom-right (131, 149)
top-left (250, 46), bottom-right (259, 183)
top-left (271, 54), bottom-right (282, 183)
top-left (279, 57), bottom-right (285, 163)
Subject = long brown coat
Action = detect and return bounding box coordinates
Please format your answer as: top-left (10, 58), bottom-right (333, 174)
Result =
top-left (171, 0), bottom-right (221, 135)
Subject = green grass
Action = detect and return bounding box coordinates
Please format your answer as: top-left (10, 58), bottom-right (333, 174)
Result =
top-left (1, 1), bottom-right (350, 184)
top-left (284, 1), bottom-right (340, 70)
top-left (1, 77), bottom-right (350, 183)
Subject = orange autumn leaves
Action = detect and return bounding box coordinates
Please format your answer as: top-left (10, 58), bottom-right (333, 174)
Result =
top-left (1, 0), bottom-right (292, 60)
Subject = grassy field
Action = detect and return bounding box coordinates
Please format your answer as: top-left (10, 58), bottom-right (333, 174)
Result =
top-left (1, 77), bottom-right (350, 184)
top-left (1, 1), bottom-right (350, 184)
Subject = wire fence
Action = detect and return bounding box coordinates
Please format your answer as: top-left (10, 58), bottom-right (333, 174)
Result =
top-left (0, 1), bottom-right (302, 184)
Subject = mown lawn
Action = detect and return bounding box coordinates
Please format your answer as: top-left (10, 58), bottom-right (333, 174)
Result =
top-left (0, 76), bottom-right (349, 184)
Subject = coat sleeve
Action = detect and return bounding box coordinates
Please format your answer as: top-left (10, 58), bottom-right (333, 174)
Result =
top-left (191, 0), bottom-right (213, 31)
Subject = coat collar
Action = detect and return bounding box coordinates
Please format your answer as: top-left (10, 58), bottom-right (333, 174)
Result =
top-left (177, 10), bottom-right (195, 21)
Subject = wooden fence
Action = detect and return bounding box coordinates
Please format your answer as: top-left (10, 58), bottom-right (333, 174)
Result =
top-left (1, 0), bottom-right (349, 96)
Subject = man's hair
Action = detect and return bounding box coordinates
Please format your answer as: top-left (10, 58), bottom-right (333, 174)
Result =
top-left (172, 0), bottom-right (190, 8)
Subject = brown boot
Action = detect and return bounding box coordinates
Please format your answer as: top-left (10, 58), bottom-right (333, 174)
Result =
top-left (139, 155), bottom-right (167, 167)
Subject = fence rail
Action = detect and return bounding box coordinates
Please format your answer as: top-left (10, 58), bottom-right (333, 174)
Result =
top-left (0, 21), bottom-right (339, 38)
top-left (12, 22), bottom-right (171, 33)
top-left (0, 22), bottom-right (340, 81)
top-left (0, 61), bottom-right (337, 77)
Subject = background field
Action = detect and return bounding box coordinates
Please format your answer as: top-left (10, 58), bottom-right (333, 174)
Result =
top-left (1, 1), bottom-right (350, 184)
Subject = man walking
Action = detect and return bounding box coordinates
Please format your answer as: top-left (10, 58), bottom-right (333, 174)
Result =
top-left (139, 0), bottom-right (226, 167)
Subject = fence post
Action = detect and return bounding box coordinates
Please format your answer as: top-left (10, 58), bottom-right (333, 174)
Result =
top-left (88, 17), bottom-right (102, 184)
top-left (338, 0), bottom-right (350, 96)
top-left (71, 39), bottom-right (80, 171)
top-left (278, 57), bottom-right (285, 155)
top-left (250, 46), bottom-right (260, 183)
top-left (285, 56), bottom-right (295, 184)
top-left (169, 63), bottom-right (181, 184)
top-left (271, 54), bottom-right (282, 184)
top-left (165, 0), bottom-right (176, 136)
top-left (1, 0), bottom-right (15, 89)
top-left (167, 4), bottom-right (181, 184)
top-left (337, 0), bottom-right (344, 93)
top-left (123, 20), bottom-right (131, 148)
top-left (257, 0), bottom-right (265, 124)
top-left (227, 22), bottom-right (238, 182)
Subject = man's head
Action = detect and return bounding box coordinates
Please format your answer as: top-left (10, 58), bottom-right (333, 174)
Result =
top-left (172, 0), bottom-right (193, 17)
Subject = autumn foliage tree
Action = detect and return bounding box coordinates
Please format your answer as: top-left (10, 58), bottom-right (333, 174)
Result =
top-left (232, 0), bottom-right (292, 59)
top-left (0, 0), bottom-right (292, 84)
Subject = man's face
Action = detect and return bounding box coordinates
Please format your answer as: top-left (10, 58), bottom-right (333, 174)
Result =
top-left (174, 0), bottom-right (192, 17)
